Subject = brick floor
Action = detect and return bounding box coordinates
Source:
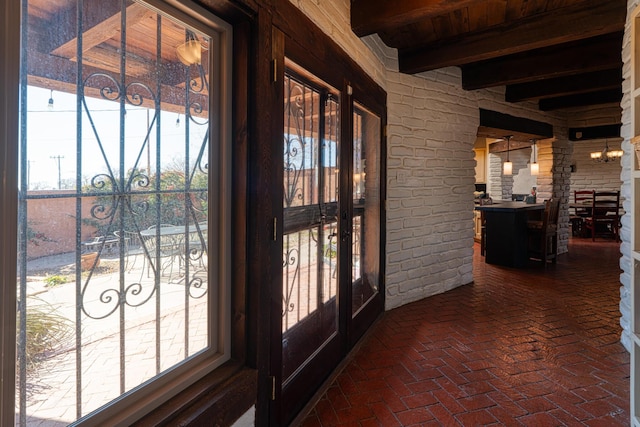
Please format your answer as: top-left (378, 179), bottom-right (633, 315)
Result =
top-left (300, 238), bottom-right (630, 426)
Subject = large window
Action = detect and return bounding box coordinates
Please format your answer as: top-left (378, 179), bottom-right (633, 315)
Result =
top-left (2, 0), bottom-right (231, 425)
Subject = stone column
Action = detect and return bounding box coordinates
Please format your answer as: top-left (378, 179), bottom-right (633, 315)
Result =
top-left (536, 137), bottom-right (571, 255)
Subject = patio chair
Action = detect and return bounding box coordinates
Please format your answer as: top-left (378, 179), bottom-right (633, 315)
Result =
top-left (113, 230), bottom-right (144, 272)
top-left (142, 224), bottom-right (183, 278)
top-left (82, 234), bottom-right (119, 254)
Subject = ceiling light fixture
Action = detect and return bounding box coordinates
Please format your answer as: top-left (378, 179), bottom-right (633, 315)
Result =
top-left (503, 135), bottom-right (513, 175)
top-left (47, 90), bottom-right (54, 109)
top-left (530, 139), bottom-right (539, 176)
top-left (176, 31), bottom-right (201, 66)
top-left (590, 139), bottom-right (623, 163)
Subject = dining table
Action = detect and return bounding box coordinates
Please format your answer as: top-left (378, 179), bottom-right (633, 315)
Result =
top-left (139, 223), bottom-right (208, 278)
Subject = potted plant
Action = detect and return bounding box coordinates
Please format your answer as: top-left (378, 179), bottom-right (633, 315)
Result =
top-left (80, 252), bottom-right (100, 271)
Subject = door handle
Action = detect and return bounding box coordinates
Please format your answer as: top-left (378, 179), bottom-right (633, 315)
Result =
top-left (341, 228), bottom-right (350, 241)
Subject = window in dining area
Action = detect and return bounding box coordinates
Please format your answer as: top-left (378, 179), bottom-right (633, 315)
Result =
top-left (2, 0), bottom-right (232, 425)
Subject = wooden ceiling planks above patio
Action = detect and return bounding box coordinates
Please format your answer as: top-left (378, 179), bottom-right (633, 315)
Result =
top-left (26, 0), bottom-right (209, 115)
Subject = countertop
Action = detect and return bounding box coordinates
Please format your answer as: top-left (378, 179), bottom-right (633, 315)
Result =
top-left (475, 201), bottom-right (545, 212)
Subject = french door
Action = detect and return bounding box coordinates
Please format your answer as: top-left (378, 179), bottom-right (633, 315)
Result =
top-left (275, 62), bottom-right (384, 425)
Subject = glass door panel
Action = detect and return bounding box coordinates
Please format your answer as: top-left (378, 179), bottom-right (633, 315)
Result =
top-left (282, 71), bottom-right (340, 385)
top-left (351, 103), bottom-right (381, 317)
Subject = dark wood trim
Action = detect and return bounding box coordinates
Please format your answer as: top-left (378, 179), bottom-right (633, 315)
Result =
top-left (569, 124), bottom-right (622, 141)
top-left (270, 0), bottom-right (385, 111)
top-left (195, 0), bottom-right (258, 22)
top-left (539, 89), bottom-right (623, 111)
top-left (461, 32), bottom-right (623, 90)
top-left (339, 78), bottom-right (353, 351)
top-left (346, 86), bottom-right (386, 348)
top-left (351, 0), bottom-right (477, 37)
top-left (398, 0), bottom-right (625, 74)
top-left (283, 203), bottom-right (339, 234)
top-left (232, 18), bottom-right (250, 366)
top-left (505, 68), bottom-right (622, 102)
top-left (250, 7), bottom-right (282, 426)
top-left (479, 109), bottom-right (553, 139)
top-left (133, 362), bottom-right (257, 426)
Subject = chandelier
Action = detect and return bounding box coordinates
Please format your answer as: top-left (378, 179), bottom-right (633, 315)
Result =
top-left (590, 140), bottom-right (623, 163)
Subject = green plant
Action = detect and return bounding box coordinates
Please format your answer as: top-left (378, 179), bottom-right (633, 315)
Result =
top-left (44, 275), bottom-right (67, 287)
top-left (17, 297), bottom-right (73, 372)
top-left (25, 221), bottom-right (55, 246)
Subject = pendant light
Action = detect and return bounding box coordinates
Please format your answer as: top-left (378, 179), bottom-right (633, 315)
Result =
top-left (503, 135), bottom-right (513, 175)
top-left (530, 139), bottom-right (539, 176)
top-left (176, 31), bottom-right (201, 66)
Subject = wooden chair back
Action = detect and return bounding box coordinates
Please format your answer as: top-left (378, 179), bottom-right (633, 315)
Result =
top-left (542, 198), bottom-right (560, 232)
top-left (526, 198), bottom-right (560, 267)
top-left (574, 190), bottom-right (594, 217)
top-left (592, 191), bottom-right (620, 217)
top-left (586, 190), bottom-right (620, 241)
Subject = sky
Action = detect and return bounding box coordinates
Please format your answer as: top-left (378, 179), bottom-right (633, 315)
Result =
top-left (24, 86), bottom-right (208, 190)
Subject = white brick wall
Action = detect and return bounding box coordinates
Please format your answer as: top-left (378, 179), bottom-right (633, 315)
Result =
top-left (570, 138), bottom-right (623, 192)
top-left (384, 68), bottom-right (478, 309)
top-left (618, 0), bottom-right (638, 352)
top-left (290, 0), bottom-right (623, 324)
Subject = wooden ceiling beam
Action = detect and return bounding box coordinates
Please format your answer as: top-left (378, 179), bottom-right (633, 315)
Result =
top-left (569, 124), bottom-right (622, 141)
top-left (461, 33), bottom-right (622, 90)
top-left (398, 0), bottom-right (625, 74)
top-left (479, 109), bottom-right (553, 139)
top-left (351, 0), bottom-right (478, 37)
top-left (505, 68), bottom-right (622, 102)
top-left (538, 89), bottom-right (622, 111)
top-left (52, 3), bottom-right (153, 61)
top-left (26, 50), bottom-right (207, 116)
top-left (488, 139), bottom-right (534, 154)
top-left (40, 2), bottom-right (120, 54)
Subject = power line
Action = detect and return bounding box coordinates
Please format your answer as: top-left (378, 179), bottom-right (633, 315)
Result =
top-left (50, 155), bottom-right (64, 189)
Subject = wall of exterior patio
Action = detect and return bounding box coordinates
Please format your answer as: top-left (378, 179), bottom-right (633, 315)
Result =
top-left (25, 191), bottom-right (98, 259)
top-left (293, 0), bottom-right (574, 311)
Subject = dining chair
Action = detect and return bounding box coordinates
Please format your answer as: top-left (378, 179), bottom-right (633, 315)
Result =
top-left (583, 190), bottom-right (620, 241)
top-left (570, 190), bottom-right (594, 237)
top-left (527, 198), bottom-right (560, 268)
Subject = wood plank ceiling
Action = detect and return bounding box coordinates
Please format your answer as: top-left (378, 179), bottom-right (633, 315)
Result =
top-left (26, 0), bottom-right (208, 114)
top-left (351, 0), bottom-right (626, 112)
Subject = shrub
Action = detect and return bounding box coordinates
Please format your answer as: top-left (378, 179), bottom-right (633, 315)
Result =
top-left (17, 297), bottom-right (73, 372)
top-left (44, 275), bottom-right (67, 287)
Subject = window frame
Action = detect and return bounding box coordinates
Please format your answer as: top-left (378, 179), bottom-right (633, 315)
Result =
top-left (1, 0), bottom-right (21, 424)
top-left (1, 0), bottom-right (237, 425)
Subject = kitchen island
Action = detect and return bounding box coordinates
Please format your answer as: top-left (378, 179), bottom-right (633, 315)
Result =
top-left (476, 201), bottom-right (545, 268)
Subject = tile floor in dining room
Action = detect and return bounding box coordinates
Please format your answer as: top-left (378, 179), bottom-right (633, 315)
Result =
top-left (300, 237), bottom-right (630, 426)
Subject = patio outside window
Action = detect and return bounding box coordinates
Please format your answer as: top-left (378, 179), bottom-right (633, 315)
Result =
top-left (7, 0), bottom-right (231, 424)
